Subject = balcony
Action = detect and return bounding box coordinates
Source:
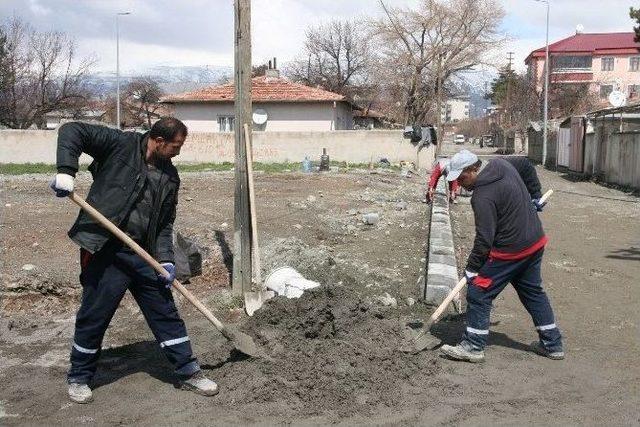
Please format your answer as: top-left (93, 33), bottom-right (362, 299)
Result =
top-left (550, 72), bottom-right (594, 83)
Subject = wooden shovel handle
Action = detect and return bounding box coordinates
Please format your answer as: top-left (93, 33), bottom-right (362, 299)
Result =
top-left (540, 189), bottom-right (553, 204)
top-left (428, 277), bottom-right (467, 324)
top-left (68, 192), bottom-right (225, 331)
top-left (244, 123), bottom-right (261, 285)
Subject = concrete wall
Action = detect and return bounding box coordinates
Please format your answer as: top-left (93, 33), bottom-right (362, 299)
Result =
top-left (0, 129), bottom-right (435, 168)
top-left (527, 128), bottom-right (557, 168)
top-left (0, 130), bottom-right (93, 164)
top-left (172, 101), bottom-right (353, 133)
top-left (179, 130), bottom-right (434, 167)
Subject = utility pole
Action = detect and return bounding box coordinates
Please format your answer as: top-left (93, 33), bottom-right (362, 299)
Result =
top-left (232, 0), bottom-right (252, 295)
top-left (506, 52), bottom-right (514, 128)
top-left (534, 0), bottom-right (550, 166)
top-left (542, 1), bottom-right (550, 167)
top-left (435, 52), bottom-right (443, 157)
top-left (115, 12), bottom-right (131, 130)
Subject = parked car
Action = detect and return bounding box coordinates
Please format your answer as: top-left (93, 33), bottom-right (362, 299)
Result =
top-left (454, 134), bottom-right (465, 144)
top-left (482, 135), bottom-right (494, 147)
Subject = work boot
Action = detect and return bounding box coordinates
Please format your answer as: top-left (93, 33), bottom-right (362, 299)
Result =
top-left (530, 341), bottom-right (565, 360)
top-left (68, 383), bottom-right (93, 404)
top-left (180, 370), bottom-right (219, 396)
top-left (440, 341), bottom-right (485, 363)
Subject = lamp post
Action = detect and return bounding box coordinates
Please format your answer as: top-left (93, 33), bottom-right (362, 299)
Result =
top-left (116, 12), bottom-right (131, 130)
top-left (534, 0), bottom-right (550, 166)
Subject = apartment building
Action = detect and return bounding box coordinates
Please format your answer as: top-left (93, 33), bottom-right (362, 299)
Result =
top-left (525, 32), bottom-right (640, 101)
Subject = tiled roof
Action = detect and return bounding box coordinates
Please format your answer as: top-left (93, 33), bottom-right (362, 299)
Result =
top-left (161, 75), bottom-right (345, 103)
top-left (526, 32), bottom-right (640, 62)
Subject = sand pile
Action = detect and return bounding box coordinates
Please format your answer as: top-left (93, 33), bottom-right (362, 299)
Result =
top-left (206, 284), bottom-right (441, 417)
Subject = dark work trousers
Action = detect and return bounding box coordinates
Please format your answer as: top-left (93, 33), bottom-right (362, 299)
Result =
top-left (68, 243), bottom-right (199, 384)
top-left (463, 248), bottom-right (563, 352)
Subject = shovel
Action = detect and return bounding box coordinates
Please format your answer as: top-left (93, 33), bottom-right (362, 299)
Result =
top-left (242, 123), bottom-right (275, 316)
top-left (402, 189), bottom-right (554, 354)
top-left (68, 192), bottom-right (263, 358)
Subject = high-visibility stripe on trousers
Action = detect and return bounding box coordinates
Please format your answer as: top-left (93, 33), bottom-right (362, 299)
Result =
top-left (463, 248), bottom-right (563, 352)
top-left (68, 243), bottom-right (199, 384)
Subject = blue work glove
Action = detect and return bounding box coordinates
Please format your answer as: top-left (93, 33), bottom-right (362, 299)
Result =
top-left (532, 198), bottom-right (547, 212)
top-left (465, 269), bottom-right (478, 286)
top-left (157, 262), bottom-right (176, 288)
top-left (49, 173), bottom-right (74, 197)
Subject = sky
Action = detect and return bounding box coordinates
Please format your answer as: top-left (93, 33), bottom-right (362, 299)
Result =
top-left (0, 0), bottom-right (637, 79)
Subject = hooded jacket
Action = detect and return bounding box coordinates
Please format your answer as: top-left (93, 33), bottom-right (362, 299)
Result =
top-left (466, 158), bottom-right (546, 272)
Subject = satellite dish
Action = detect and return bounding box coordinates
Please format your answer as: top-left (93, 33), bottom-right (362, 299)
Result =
top-left (609, 90), bottom-right (627, 108)
top-left (252, 109), bottom-right (268, 125)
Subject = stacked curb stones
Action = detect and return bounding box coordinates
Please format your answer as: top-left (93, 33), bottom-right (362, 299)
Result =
top-left (423, 175), bottom-right (460, 306)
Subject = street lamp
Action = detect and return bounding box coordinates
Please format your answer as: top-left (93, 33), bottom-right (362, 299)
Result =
top-left (534, 0), bottom-right (550, 166)
top-left (116, 12), bottom-right (131, 130)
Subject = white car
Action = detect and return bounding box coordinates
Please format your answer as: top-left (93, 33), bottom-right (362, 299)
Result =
top-left (454, 134), bottom-right (465, 144)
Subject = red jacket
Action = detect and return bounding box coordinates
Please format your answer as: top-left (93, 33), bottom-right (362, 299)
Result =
top-left (428, 159), bottom-right (459, 194)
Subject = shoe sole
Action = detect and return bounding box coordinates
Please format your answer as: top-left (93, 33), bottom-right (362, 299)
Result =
top-left (180, 382), bottom-right (220, 397)
top-left (440, 348), bottom-right (485, 363)
top-left (69, 395), bottom-right (94, 404)
top-left (531, 344), bottom-right (565, 360)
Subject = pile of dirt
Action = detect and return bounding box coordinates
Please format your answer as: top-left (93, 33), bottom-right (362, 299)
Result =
top-left (205, 284), bottom-right (440, 418)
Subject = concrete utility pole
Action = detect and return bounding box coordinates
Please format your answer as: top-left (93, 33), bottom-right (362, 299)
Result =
top-left (535, 0), bottom-right (550, 166)
top-left (435, 52), bottom-right (444, 157)
top-left (115, 12), bottom-right (131, 130)
top-left (232, 0), bottom-right (253, 295)
top-left (506, 52), bottom-right (514, 128)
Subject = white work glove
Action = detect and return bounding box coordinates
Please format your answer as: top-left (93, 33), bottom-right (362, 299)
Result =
top-left (464, 269), bottom-right (478, 285)
top-left (49, 173), bottom-right (74, 197)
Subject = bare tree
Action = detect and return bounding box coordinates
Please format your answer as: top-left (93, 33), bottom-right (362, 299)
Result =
top-left (285, 19), bottom-right (372, 100)
top-left (549, 83), bottom-right (600, 118)
top-left (0, 17), bottom-right (96, 129)
top-left (370, 0), bottom-right (505, 125)
top-left (124, 77), bottom-right (165, 129)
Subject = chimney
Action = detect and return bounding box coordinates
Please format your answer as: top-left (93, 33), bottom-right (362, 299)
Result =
top-left (265, 56), bottom-right (280, 78)
top-left (576, 24), bottom-right (584, 34)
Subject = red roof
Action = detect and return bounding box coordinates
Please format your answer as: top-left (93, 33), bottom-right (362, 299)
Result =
top-left (526, 32), bottom-right (640, 62)
top-left (161, 75), bottom-right (345, 103)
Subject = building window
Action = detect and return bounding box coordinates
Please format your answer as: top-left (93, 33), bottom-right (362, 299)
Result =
top-left (630, 57), bottom-right (640, 72)
top-left (217, 116), bottom-right (235, 132)
top-left (551, 55), bottom-right (592, 70)
top-left (629, 85), bottom-right (640, 98)
top-left (599, 84), bottom-right (613, 99)
top-left (601, 57), bottom-right (614, 71)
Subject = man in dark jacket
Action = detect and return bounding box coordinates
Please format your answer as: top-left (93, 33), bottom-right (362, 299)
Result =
top-left (50, 118), bottom-right (218, 403)
top-left (439, 150), bottom-right (563, 363)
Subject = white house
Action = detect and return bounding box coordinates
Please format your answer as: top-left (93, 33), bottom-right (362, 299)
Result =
top-left (161, 69), bottom-right (353, 132)
top-left (441, 97), bottom-right (470, 123)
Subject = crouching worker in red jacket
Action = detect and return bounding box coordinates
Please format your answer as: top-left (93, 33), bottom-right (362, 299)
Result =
top-left (426, 158), bottom-right (460, 204)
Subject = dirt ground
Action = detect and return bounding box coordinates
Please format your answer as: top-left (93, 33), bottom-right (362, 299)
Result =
top-left (1, 152), bottom-right (640, 425)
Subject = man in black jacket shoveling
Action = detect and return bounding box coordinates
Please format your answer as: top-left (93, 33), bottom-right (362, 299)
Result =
top-left (50, 118), bottom-right (218, 403)
top-left (440, 150), bottom-right (563, 363)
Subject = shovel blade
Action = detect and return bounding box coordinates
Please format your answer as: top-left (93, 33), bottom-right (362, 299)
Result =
top-left (220, 325), bottom-right (265, 358)
top-left (244, 290), bottom-right (275, 317)
top-left (399, 323), bottom-right (440, 354)
top-left (399, 334), bottom-right (440, 354)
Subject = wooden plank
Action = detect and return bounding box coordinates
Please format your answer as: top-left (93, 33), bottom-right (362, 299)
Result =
top-left (232, 0), bottom-right (252, 295)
